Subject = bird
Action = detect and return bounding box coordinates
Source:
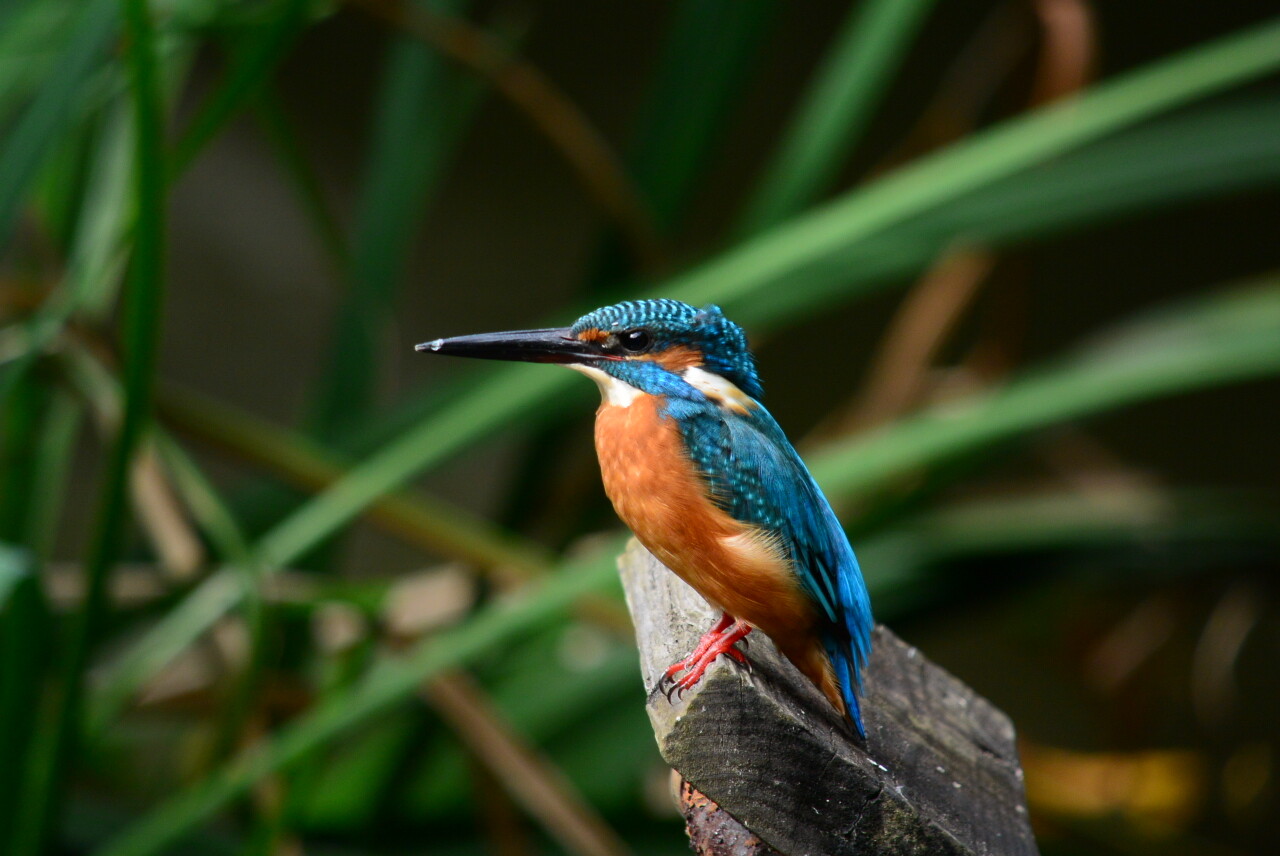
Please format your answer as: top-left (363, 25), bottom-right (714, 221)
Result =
top-left (417, 299), bottom-right (873, 737)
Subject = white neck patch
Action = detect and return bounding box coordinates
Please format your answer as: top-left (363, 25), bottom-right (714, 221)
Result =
top-left (682, 366), bottom-right (754, 413)
top-left (568, 363), bottom-right (643, 407)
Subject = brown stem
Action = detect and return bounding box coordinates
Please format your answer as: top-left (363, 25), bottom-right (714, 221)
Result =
top-left (1029, 0), bottom-right (1096, 106)
top-left (425, 670), bottom-right (634, 856)
top-left (812, 247), bottom-right (995, 442)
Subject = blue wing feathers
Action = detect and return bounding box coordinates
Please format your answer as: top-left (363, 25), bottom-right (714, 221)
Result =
top-left (670, 398), bottom-right (873, 735)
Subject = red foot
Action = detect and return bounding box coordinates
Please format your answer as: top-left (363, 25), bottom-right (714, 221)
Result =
top-left (661, 614), bottom-right (752, 700)
top-left (663, 614), bottom-right (734, 681)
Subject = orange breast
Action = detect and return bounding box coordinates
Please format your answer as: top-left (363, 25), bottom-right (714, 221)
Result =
top-left (593, 395), bottom-right (821, 655)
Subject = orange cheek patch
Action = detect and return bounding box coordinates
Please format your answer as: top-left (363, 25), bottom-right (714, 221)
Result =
top-left (576, 328), bottom-right (609, 343)
top-left (645, 345), bottom-right (703, 372)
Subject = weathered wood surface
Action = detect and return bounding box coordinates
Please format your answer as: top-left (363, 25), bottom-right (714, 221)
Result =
top-left (618, 540), bottom-right (1038, 856)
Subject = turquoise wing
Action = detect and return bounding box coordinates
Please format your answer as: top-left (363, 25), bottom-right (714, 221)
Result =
top-left (672, 399), bottom-right (873, 734)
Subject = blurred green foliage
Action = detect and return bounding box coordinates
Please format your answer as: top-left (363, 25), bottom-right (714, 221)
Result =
top-left (1, 1), bottom-right (1278, 854)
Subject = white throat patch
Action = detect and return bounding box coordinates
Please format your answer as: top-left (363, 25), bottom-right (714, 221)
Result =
top-left (567, 363), bottom-right (643, 407)
top-left (682, 366), bottom-right (754, 413)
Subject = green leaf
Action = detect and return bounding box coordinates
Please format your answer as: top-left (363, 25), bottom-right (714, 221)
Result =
top-left (736, 0), bottom-right (939, 234)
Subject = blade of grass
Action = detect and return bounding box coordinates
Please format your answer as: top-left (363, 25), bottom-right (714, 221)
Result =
top-left (260, 365), bottom-right (581, 569)
top-left (161, 383), bottom-right (554, 575)
top-left (0, 375), bottom-right (44, 542)
top-left (736, 0), bottom-right (939, 235)
top-left (680, 17), bottom-right (1280, 318)
top-left (0, 0), bottom-right (116, 250)
top-left (250, 85), bottom-right (348, 272)
top-left (705, 94), bottom-right (1280, 327)
top-left (54, 101), bottom-right (136, 319)
top-left (0, 97), bottom-right (132, 414)
top-left (0, 2), bottom-right (79, 125)
top-left (26, 389), bottom-right (82, 560)
top-left (155, 436), bottom-right (278, 785)
top-left (0, 545), bottom-right (50, 852)
top-left (810, 280), bottom-right (1280, 502)
top-left (861, 489), bottom-right (1280, 619)
top-left (10, 0), bottom-right (166, 850)
top-left (911, 95), bottom-right (1280, 245)
top-left (169, 0), bottom-right (312, 177)
top-left (0, 0), bottom-right (119, 411)
top-left (97, 540), bottom-right (625, 856)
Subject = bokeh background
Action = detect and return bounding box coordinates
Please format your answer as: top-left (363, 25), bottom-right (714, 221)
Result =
top-left (1, 0), bottom-right (1278, 854)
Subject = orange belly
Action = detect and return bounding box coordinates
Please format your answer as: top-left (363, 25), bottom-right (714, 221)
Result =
top-left (594, 395), bottom-right (826, 668)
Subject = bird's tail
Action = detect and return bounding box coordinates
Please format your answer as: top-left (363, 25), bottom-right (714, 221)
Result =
top-left (825, 636), bottom-right (866, 739)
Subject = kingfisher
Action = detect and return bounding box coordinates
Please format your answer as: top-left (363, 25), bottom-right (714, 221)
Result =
top-left (417, 299), bottom-right (873, 737)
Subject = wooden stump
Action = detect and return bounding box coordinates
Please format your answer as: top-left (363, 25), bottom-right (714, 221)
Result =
top-left (618, 539), bottom-right (1038, 856)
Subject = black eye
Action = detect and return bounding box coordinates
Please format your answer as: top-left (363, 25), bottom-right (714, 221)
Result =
top-left (619, 329), bottom-right (652, 353)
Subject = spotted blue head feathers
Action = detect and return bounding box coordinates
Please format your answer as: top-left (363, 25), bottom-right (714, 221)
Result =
top-left (570, 299), bottom-right (764, 401)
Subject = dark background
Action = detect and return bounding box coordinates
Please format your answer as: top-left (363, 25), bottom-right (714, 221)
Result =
top-left (4, 0), bottom-right (1278, 853)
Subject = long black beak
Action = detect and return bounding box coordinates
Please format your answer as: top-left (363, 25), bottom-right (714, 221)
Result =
top-left (414, 326), bottom-right (605, 365)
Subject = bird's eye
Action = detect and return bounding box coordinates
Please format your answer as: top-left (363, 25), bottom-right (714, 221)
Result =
top-left (619, 329), bottom-right (652, 353)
